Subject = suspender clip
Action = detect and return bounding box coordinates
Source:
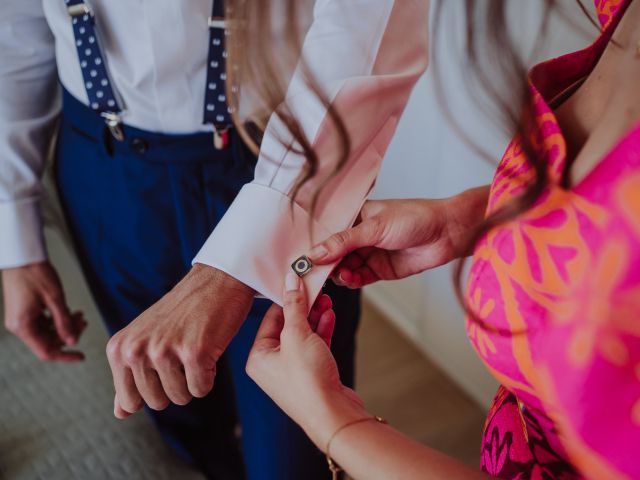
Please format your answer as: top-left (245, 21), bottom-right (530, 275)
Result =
top-left (208, 17), bottom-right (227, 29)
top-left (67, 3), bottom-right (93, 17)
top-left (213, 125), bottom-right (230, 150)
top-left (101, 111), bottom-right (125, 142)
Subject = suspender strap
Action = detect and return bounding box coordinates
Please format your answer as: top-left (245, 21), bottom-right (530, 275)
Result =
top-left (64, 0), bottom-right (232, 146)
top-left (65, 0), bottom-right (125, 140)
top-left (203, 0), bottom-right (232, 148)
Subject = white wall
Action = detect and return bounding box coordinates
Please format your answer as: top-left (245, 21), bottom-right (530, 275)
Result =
top-left (365, 0), bottom-right (596, 408)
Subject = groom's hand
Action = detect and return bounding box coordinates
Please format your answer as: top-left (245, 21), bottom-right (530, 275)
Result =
top-left (106, 264), bottom-right (254, 418)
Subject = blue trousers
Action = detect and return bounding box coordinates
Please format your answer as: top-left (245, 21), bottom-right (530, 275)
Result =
top-left (54, 90), bottom-right (361, 480)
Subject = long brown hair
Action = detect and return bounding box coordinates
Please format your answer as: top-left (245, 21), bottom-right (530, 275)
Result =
top-left (225, 0), bottom-right (351, 222)
top-left (432, 0), bottom-right (601, 331)
top-left (224, 0), bottom-right (599, 330)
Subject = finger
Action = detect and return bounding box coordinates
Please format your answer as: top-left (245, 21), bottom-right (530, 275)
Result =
top-left (330, 270), bottom-right (346, 287)
top-left (254, 304), bottom-right (285, 346)
top-left (342, 253), bottom-right (365, 270)
top-left (154, 360), bottom-right (192, 406)
top-left (15, 318), bottom-right (58, 360)
top-left (335, 265), bottom-right (379, 289)
top-left (316, 309), bottom-right (336, 347)
top-left (115, 366), bottom-right (144, 414)
top-left (357, 265), bottom-right (380, 287)
top-left (309, 294), bottom-right (332, 331)
top-left (184, 362), bottom-right (216, 399)
top-left (71, 311), bottom-right (88, 336)
top-left (336, 268), bottom-right (354, 287)
top-left (114, 395), bottom-right (132, 419)
top-left (22, 333), bottom-right (85, 362)
top-left (43, 291), bottom-right (77, 346)
top-left (18, 316), bottom-right (84, 362)
top-left (131, 364), bottom-right (171, 411)
top-left (47, 349), bottom-right (85, 362)
top-left (282, 273), bottom-right (311, 336)
top-left (307, 220), bottom-right (381, 265)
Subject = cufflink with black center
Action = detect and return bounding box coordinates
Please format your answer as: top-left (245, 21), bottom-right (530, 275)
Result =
top-left (291, 255), bottom-right (313, 277)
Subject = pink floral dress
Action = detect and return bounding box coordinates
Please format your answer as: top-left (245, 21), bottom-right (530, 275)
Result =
top-left (466, 1), bottom-right (640, 478)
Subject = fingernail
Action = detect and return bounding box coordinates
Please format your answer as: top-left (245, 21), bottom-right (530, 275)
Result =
top-left (285, 272), bottom-right (300, 292)
top-left (309, 245), bottom-right (328, 261)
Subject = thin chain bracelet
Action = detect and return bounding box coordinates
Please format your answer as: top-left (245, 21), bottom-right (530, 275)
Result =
top-left (325, 415), bottom-right (387, 480)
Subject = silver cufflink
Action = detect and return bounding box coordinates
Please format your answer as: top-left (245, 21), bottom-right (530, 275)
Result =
top-left (291, 255), bottom-right (313, 277)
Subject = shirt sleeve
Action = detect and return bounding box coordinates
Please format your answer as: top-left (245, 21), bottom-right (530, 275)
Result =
top-left (0, 0), bottom-right (60, 269)
top-left (193, 0), bottom-right (429, 306)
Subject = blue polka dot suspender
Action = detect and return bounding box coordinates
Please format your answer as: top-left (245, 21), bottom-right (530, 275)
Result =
top-left (65, 0), bottom-right (125, 141)
top-left (203, 0), bottom-right (233, 149)
top-left (65, 0), bottom-right (232, 149)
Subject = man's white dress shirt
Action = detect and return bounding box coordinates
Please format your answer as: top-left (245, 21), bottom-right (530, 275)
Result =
top-left (0, 0), bottom-right (428, 306)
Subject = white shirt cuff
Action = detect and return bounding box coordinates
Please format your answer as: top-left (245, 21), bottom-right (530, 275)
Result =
top-left (0, 198), bottom-right (47, 269)
top-left (193, 184), bottom-right (337, 308)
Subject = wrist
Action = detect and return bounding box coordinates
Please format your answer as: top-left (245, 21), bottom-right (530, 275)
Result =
top-left (302, 388), bottom-right (369, 451)
top-left (443, 186), bottom-right (490, 258)
top-left (190, 263), bottom-right (255, 299)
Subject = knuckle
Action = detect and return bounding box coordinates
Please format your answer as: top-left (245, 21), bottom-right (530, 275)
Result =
top-left (284, 291), bottom-right (306, 308)
top-left (122, 342), bottom-right (147, 364)
top-left (105, 336), bottom-right (122, 361)
top-left (331, 230), bottom-right (350, 248)
top-left (365, 216), bottom-right (383, 239)
top-left (285, 289), bottom-right (305, 303)
top-left (182, 349), bottom-right (206, 368)
top-left (148, 344), bottom-right (171, 364)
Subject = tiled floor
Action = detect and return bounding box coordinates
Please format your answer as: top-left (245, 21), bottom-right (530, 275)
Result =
top-left (356, 299), bottom-right (486, 468)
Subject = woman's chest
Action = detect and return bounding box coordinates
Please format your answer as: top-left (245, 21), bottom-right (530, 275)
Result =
top-left (465, 127), bottom-right (640, 408)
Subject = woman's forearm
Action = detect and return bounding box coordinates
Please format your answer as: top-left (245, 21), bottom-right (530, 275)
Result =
top-left (444, 185), bottom-right (491, 258)
top-left (308, 396), bottom-right (491, 480)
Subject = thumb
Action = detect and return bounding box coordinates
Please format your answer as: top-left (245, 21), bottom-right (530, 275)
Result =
top-left (43, 289), bottom-right (77, 346)
top-left (253, 304), bottom-right (285, 349)
top-left (307, 219), bottom-right (381, 265)
top-left (282, 272), bottom-right (312, 337)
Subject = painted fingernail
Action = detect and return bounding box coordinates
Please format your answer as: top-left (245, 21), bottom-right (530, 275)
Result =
top-left (285, 272), bottom-right (300, 292)
top-left (308, 245), bottom-right (328, 261)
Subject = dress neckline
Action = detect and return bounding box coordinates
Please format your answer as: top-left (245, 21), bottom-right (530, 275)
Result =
top-left (525, 0), bottom-right (635, 191)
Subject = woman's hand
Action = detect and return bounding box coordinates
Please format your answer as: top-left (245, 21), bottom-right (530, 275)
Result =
top-left (308, 187), bottom-right (489, 289)
top-left (247, 273), bottom-right (493, 480)
top-left (246, 273), bottom-right (367, 449)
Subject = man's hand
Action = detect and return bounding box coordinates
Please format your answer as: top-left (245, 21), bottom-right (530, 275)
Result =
top-left (106, 264), bottom-right (254, 419)
top-left (2, 262), bottom-right (87, 362)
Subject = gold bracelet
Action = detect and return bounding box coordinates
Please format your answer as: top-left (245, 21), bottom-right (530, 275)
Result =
top-left (325, 415), bottom-right (387, 480)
